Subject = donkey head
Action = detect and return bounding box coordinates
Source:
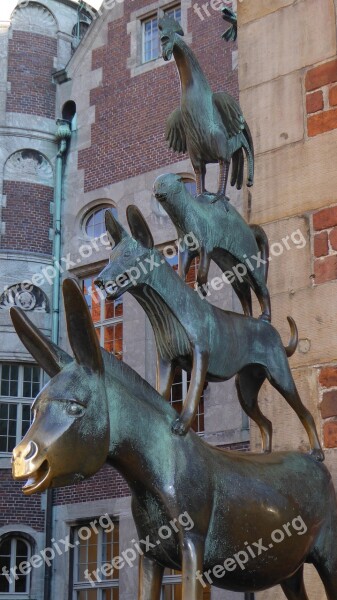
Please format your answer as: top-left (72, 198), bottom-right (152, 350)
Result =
top-left (158, 16), bottom-right (184, 61)
top-left (95, 206), bottom-right (156, 300)
top-left (11, 279), bottom-right (109, 495)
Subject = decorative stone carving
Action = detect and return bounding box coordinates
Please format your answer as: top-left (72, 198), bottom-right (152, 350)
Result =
top-left (4, 150), bottom-right (53, 187)
top-left (0, 284), bottom-right (50, 312)
top-left (11, 2), bottom-right (57, 36)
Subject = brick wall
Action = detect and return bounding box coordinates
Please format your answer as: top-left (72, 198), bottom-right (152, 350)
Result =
top-left (313, 204), bottom-right (337, 284)
top-left (0, 470), bottom-right (45, 531)
top-left (78, 2), bottom-right (237, 191)
top-left (1, 180), bottom-right (53, 254)
top-left (305, 58), bottom-right (337, 137)
top-left (53, 463), bottom-right (130, 506)
top-left (7, 30), bottom-right (57, 119)
top-left (319, 366), bottom-right (337, 448)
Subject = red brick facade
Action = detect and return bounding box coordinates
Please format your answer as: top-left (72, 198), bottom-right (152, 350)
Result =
top-left (319, 367), bottom-right (337, 448)
top-left (7, 30), bottom-right (57, 119)
top-left (53, 464), bottom-right (130, 505)
top-left (0, 471), bottom-right (45, 531)
top-left (313, 204), bottom-right (337, 284)
top-left (305, 58), bottom-right (337, 136)
top-left (78, 4), bottom-right (237, 191)
top-left (1, 180), bottom-right (53, 254)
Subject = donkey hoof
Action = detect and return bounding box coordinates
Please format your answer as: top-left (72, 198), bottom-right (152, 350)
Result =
top-left (310, 448), bottom-right (325, 462)
top-left (171, 418), bottom-right (187, 436)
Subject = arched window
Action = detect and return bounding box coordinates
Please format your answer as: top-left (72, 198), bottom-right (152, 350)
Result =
top-left (84, 205), bottom-right (118, 239)
top-left (0, 536), bottom-right (31, 594)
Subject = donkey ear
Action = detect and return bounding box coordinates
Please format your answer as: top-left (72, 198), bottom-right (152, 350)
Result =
top-left (62, 278), bottom-right (104, 374)
top-left (10, 307), bottom-right (72, 377)
top-left (105, 210), bottom-right (128, 246)
top-left (126, 205), bottom-right (154, 249)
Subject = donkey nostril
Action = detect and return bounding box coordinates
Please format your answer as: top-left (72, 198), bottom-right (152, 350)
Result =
top-left (24, 441), bottom-right (38, 461)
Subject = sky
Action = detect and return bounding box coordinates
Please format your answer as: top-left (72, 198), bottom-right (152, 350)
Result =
top-left (0, 0), bottom-right (103, 22)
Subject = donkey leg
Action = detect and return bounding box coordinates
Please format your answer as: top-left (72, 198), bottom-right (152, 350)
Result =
top-left (236, 367), bottom-right (272, 452)
top-left (311, 516), bottom-right (337, 600)
top-left (268, 363), bottom-right (324, 461)
top-left (280, 566), bottom-right (309, 600)
top-left (139, 555), bottom-right (164, 600)
top-left (182, 536), bottom-right (204, 600)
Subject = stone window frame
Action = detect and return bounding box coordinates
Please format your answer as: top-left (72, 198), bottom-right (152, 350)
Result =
top-left (71, 518), bottom-right (120, 598)
top-left (127, 0), bottom-right (192, 78)
top-left (0, 363), bottom-right (43, 457)
top-left (0, 533), bottom-right (32, 596)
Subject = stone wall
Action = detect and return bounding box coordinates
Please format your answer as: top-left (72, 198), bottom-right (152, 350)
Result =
top-left (238, 0), bottom-right (337, 598)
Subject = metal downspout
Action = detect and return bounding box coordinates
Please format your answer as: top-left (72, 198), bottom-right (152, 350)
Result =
top-left (44, 119), bottom-right (71, 600)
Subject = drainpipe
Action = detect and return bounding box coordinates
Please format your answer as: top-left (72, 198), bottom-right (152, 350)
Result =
top-left (51, 119), bottom-right (72, 344)
top-left (44, 119), bottom-right (72, 600)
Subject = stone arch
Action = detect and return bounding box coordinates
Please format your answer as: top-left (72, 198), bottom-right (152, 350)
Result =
top-left (11, 1), bottom-right (58, 36)
top-left (4, 149), bottom-right (53, 187)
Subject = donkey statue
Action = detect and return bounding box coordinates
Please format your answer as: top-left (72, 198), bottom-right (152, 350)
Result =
top-left (11, 279), bottom-right (337, 600)
top-left (153, 173), bottom-right (271, 320)
top-left (95, 207), bottom-right (323, 460)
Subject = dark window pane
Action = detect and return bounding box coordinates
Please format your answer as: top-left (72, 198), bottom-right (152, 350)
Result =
top-left (1, 380), bottom-right (9, 397)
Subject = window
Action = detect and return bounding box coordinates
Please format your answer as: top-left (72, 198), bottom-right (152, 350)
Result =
top-left (142, 5), bottom-right (181, 63)
top-left (161, 568), bottom-right (210, 599)
top-left (83, 277), bottom-right (123, 358)
top-left (85, 206), bottom-right (118, 239)
top-left (0, 536), bottom-right (31, 594)
top-left (72, 520), bottom-right (119, 600)
top-left (0, 364), bottom-right (42, 454)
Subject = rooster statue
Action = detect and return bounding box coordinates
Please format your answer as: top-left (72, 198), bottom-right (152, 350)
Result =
top-left (160, 15), bottom-right (253, 198)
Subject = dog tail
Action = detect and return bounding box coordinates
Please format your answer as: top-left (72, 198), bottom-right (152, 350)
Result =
top-left (284, 316), bottom-right (298, 357)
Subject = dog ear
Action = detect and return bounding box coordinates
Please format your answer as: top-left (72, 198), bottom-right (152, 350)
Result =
top-left (126, 205), bottom-right (154, 250)
top-left (63, 279), bottom-right (104, 374)
top-left (10, 308), bottom-right (72, 377)
top-left (105, 210), bottom-right (129, 246)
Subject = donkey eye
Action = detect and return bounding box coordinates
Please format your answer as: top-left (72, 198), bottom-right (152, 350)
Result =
top-left (67, 403), bottom-right (84, 417)
top-left (124, 250), bottom-right (131, 257)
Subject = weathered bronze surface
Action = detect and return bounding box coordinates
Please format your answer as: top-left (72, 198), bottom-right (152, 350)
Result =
top-left (159, 15), bottom-right (254, 197)
top-left (11, 280), bottom-right (337, 599)
top-left (222, 7), bottom-right (238, 42)
top-left (95, 208), bottom-right (323, 460)
top-left (153, 173), bottom-right (271, 320)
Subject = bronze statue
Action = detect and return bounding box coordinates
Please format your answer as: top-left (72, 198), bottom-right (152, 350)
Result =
top-left (10, 280), bottom-right (337, 600)
top-left (222, 7), bottom-right (238, 42)
top-left (153, 173), bottom-right (271, 320)
top-left (159, 15), bottom-right (254, 197)
top-left (95, 208), bottom-right (323, 460)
